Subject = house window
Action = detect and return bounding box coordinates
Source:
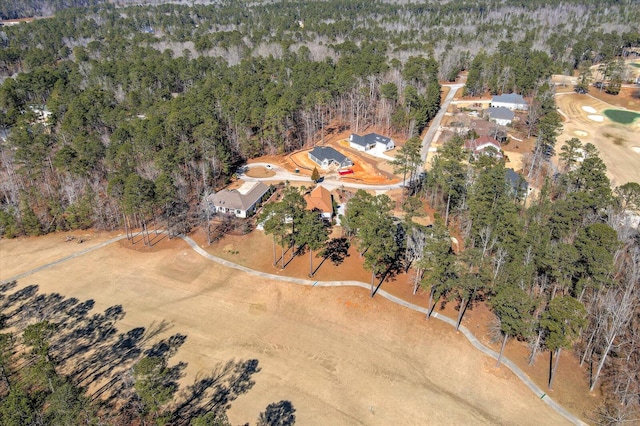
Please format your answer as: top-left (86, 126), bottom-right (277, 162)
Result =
top-left (236, 209), bottom-right (241, 214)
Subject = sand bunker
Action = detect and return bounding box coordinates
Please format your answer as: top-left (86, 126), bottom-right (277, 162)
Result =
top-left (574, 130), bottom-right (588, 137)
top-left (632, 147), bottom-right (640, 154)
top-left (582, 106), bottom-right (597, 114)
top-left (588, 115), bottom-right (604, 122)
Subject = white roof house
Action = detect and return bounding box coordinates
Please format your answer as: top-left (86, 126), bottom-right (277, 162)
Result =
top-left (491, 93), bottom-right (528, 111)
top-left (486, 107), bottom-right (516, 126)
top-left (206, 181), bottom-right (271, 218)
top-left (349, 133), bottom-right (395, 152)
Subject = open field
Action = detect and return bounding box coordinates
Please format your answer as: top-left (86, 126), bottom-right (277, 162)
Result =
top-left (555, 90), bottom-right (640, 186)
top-left (1, 231), bottom-right (575, 425)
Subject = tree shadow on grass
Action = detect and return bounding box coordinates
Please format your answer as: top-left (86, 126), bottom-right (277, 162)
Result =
top-left (171, 358), bottom-right (261, 424)
top-left (0, 282), bottom-right (265, 424)
top-left (313, 237), bottom-right (350, 275)
top-left (258, 400), bottom-right (296, 426)
top-left (370, 252), bottom-right (406, 298)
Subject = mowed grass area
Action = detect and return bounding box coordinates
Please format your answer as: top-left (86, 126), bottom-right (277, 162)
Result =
top-left (603, 109), bottom-right (640, 124)
top-left (630, 63), bottom-right (640, 68)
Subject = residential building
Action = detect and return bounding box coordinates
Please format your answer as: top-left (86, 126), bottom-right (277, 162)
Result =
top-left (486, 106), bottom-right (515, 126)
top-left (206, 181), bottom-right (271, 218)
top-left (464, 135), bottom-right (503, 159)
top-left (491, 93), bottom-right (528, 111)
top-left (304, 185), bottom-right (333, 220)
top-left (308, 146), bottom-right (353, 169)
top-left (506, 168), bottom-right (530, 199)
top-left (349, 132), bottom-right (395, 152)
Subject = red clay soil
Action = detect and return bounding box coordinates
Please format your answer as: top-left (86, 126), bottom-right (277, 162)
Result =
top-left (250, 122), bottom-right (401, 186)
top-left (192, 226), bottom-right (602, 421)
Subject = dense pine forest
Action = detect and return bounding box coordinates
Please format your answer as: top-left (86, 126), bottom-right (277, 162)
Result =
top-left (1, 0), bottom-right (640, 424)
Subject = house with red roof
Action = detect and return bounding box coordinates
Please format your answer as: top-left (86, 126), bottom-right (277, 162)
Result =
top-left (464, 136), bottom-right (503, 160)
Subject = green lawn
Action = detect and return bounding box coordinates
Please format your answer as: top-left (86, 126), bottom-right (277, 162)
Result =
top-left (630, 63), bottom-right (640, 68)
top-left (603, 109), bottom-right (640, 124)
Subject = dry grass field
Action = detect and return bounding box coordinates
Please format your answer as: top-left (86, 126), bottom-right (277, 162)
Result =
top-left (1, 231), bottom-right (573, 425)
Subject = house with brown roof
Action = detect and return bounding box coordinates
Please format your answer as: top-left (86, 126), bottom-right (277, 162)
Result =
top-left (464, 136), bottom-right (503, 160)
top-left (304, 185), bottom-right (333, 220)
top-left (206, 181), bottom-right (271, 218)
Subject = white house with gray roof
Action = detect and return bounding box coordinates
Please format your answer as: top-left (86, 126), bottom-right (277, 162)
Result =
top-left (486, 106), bottom-right (516, 126)
top-left (349, 133), bottom-right (395, 152)
top-left (206, 181), bottom-right (271, 218)
top-left (308, 146), bottom-right (353, 169)
top-left (491, 93), bottom-right (528, 111)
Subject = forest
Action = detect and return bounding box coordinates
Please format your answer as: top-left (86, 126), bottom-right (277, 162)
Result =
top-left (0, 0), bottom-right (639, 424)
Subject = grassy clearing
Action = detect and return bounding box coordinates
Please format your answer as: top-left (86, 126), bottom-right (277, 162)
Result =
top-left (603, 109), bottom-right (640, 124)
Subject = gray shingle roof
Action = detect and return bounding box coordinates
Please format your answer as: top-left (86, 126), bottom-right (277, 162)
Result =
top-left (309, 146), bottom-right (352, 166)
top-left (487, 106), bottom-right (515, 120)
top-left (492, 93), bottom-right (527, 105)
top-left (207, 182), bottom-right (269, 211)
top-left (350, 132), bottom-right (392, 147)
top-left (506, 168), bottom-right (528, 193)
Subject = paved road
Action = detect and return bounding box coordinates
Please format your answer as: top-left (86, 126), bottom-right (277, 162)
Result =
top-left (2, 233), bottom-right (585, 425)
top-left (420, 83), bottom-right (464, 163)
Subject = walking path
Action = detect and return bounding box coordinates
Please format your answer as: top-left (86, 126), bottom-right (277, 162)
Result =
top-left (2, 234), bottom-right (586, 426)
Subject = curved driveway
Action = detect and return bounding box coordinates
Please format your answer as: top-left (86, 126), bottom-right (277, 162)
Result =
top-left (2, 233), bottom-right (585, 426)
top-left (240, 162), bottom-right (404, 191)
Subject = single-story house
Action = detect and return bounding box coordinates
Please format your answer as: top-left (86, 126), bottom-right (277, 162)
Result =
top-left (206, 181), bottom-right (271, 218)
top-left (349, 133), bottom-right (395, 152)
top-left (506, 168), bottom-right (530, 199)
top-left (491, 93), bottom-right (528, 111)
top-left (308, 146), bottom-right (353, 169)
top-left (304, 185), bottom-right (333, 220)
top-left (486, 107), bottom-right (515, 126)
top-left (464, 135), bottom-right (503, 159)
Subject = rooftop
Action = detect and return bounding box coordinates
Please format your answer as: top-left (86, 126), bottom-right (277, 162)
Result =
top-left (492, 93), bottom-right (527, 105)
top-left (350, 132), bottom-right (393, 147)
top-left (207, 181), bottom-right (269, 211)
top-left (309, 146), bottom-right (351, 165)
top-left (305, 185), bottom-right (333, 214)
top-left (487, 106), bottom-right (515, 120)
